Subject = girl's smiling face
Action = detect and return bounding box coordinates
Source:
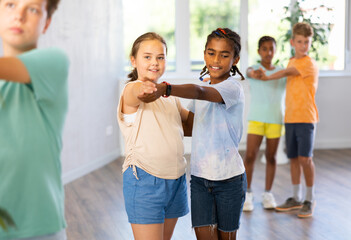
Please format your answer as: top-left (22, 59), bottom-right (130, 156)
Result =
top-left (131, 39), bottom-right (166, 83)
top-left (204, 38), bottom-right (239, 84)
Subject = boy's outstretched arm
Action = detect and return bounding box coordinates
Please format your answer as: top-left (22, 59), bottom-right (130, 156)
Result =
top-left (258, 67), bottom-right (299, 81)
top-left (0, 57), bottom-right (30, 83)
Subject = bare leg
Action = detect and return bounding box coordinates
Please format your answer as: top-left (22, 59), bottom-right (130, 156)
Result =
top-left (298, 156), bottom-right (315, 187)
top-left (290, 157), bottom-right (301, 185)
top-left (163, 218), bottom-right (178, 240)
top-left (131, 223), bottom-right (163, 240)
top-left (264, 138), bottom-right (280, 191)
top-left (244, 134), bottom-right (264, 189)
top-left (195, 226), bottom-right (219, 240)
top-left (219, 230), bottom-right (237, 240)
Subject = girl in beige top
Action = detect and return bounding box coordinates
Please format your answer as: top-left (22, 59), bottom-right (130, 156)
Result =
top-left (117, 32), bottom-right (193, 240)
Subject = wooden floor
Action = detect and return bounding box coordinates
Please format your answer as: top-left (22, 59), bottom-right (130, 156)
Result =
top-left (65, 149), bottom-right (351, 240)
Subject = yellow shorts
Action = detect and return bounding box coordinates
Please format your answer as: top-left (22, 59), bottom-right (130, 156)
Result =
top-left (247, 121), bottom-right (285, 139)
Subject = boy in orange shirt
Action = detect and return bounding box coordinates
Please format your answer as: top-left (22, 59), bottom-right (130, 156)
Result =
top-left (255, 22), bottom-right (318, 218)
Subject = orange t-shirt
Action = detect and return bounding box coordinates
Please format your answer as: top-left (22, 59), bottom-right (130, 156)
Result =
top-left (284, 55), bottom-right (319, 123)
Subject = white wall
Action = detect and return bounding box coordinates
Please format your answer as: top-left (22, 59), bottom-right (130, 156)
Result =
top-left (314, 75), bottom-right (351, 148)
top-left (38, 0), bottom-right (124, 184)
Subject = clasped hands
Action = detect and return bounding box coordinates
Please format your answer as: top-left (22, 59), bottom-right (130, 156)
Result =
top-left (250, 68), bottom-right (268, 80)
top-left (137, 80), bottom-right (165, 103)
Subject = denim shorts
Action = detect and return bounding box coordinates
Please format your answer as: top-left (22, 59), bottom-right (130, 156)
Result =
top-left (285, 123), bottom-right (316, 158)
top-left (123, 166), bottom-right (189, 224)
top-left (190, 173), bottom-right (247, 232)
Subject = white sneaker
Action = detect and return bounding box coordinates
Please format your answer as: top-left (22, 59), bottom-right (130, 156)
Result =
top-left (243, 192), bottom-right (254, 211)
top-left (262, 192), bottom-right (277, 209)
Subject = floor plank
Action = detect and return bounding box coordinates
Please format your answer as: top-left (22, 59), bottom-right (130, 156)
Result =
top-left (65, 149), bottom-right (351, 240)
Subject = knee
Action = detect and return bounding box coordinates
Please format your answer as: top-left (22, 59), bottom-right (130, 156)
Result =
top-left (245, 152), bottom-right (257, 164)
top-left (299, 156), bottom-right (313, 166)
top-left (265, 153), bottom-right (277, 165)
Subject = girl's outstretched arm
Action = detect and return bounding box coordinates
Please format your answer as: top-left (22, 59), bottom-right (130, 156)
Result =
top-left (157, 82), bottom-right (224, 103)
top-left (136, 82), bottom-right (195, 135)
top-left (0, 57), bottom-right (30, 83)
top-left (247, 67), bottom-right (264, 79)
top-left (122, 81), bottom-right (157, 113)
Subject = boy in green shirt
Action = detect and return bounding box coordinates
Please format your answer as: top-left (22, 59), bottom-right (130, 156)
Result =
top-left (0, 0), bottom-right (69, 239)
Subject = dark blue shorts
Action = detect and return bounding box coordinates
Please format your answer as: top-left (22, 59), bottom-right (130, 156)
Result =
top-left (190, 173), bottom-right (247, 232)
top-left (285, 123), bottom-right (316, 158)
top-left (123, 166), bottom-right (189, 224)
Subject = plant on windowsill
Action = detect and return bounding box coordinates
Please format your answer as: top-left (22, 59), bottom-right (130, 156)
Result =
top-left (280, 0), bottom-right (333, 62)
top-left (0, 208), bottom-right (16, 232)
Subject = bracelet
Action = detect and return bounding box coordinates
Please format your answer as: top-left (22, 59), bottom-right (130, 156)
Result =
top-left (162, 81), bottom-right (172, 98)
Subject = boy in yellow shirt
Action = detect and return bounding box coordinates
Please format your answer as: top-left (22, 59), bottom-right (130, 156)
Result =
top-left (255, 22), bottom-right (318, 218)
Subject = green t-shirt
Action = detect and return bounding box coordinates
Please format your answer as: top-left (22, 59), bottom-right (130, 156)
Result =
top-left (247, 64), bottom-right (286, 124)
top-left (0, 48), bottom-right (69, 239)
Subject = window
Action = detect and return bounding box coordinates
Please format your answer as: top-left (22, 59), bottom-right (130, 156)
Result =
top-left (247, 0), bottom-right (347, 71)
top-left (122, 0), bottom-right (176, 72)
top-left (122, 0), bottom-right (351, 77)
top-left (297, 0), bottom-right (346, 71)
top-left (189, 0), bottom-right (240, 71)
top-left (247, 0), bottom-right (291, 67)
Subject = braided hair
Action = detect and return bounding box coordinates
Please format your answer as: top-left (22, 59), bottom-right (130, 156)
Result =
top-left (200, 28), bottom-right (245, 81)
top-left (127, 32), bottom-right (167, 82)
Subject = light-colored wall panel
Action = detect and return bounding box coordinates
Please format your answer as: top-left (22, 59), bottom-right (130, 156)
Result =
top-left (38, 0), bottom-right (124, 183)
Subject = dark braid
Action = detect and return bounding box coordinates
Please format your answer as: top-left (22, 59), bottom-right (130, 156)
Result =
top-left (199, 66), bottom-right (209, 80)
top-left (231, 66), bottom-right (245, 80)
top-left (202, 28), bottom-right (245, 81)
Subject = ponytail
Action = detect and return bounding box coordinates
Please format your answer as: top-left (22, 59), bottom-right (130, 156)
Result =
top-left (127, 68), bottom-right (138, 82)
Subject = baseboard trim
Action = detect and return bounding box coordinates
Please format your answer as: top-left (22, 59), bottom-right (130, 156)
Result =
top-left (314, 139), bottom-right (351, 149)
top-left (238, 139), bottom-right (351, 151)
top-left (62, 149), bottom-right (120, 185)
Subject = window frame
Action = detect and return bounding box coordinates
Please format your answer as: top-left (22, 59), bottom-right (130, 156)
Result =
top-left (164, 0), bottom-right (351, 80)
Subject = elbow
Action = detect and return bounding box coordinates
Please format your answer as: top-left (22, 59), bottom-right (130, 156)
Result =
top-left (190, 85), bottom-right (203, 99)
top-left (196, 86), bottom-right (206, 99)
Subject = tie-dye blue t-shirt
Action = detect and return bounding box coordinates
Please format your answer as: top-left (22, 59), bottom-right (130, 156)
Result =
top-left (188, 76), bottom-right (245, 180)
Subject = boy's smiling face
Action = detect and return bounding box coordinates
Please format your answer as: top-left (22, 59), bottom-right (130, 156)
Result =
top-left (0, 0), bottom-right (51, 55)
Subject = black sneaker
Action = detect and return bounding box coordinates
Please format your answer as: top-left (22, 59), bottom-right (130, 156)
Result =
top-left (275, 197), bottom-right (303, 212)
top-left (297, 200), bottom-right (315, 218)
